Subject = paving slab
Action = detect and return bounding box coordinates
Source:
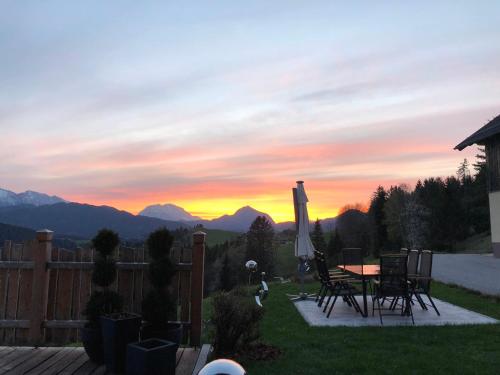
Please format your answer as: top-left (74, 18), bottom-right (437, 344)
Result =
top-left (294, 296), bottom-right (498, 327)
top-left (433, 254), bottom-right (500, 296)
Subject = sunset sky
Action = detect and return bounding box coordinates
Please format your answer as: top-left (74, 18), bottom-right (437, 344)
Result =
top-left (1, 1), bottom-right (500, 222)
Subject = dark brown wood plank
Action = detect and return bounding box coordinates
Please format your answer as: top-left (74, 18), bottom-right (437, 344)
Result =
top-left (38, 347), bottom-right (82, 374)
top-left (0, 242), bottom-right (11, 343)
top-left (0, 347), bottom-right (15, 356)
top-left (4, 244), bottom-right (22, 344)
top-left (25, 347), bottom-right (76, 374)
top-left (16, 240), bottom-right (35, 344)
top-left (192, 344), bottom-right (211, 375)
top-left (79, 248), bottom-right (93, 327)
top-left (175, 348), bottom-right (199, 375)
top-left (5, 347), bottom-right (60, 374)
top-left (0, 347), bottom-right (35, 368)
top-left (56, 350), bottom-right (89, 375)
top-left (0, 347), bottom-right (43, 374)
top-left (55, 249), bottom-right (76, 344)
top-left (175, 347), bottom-right (186, 367)
top-left (90, 365), bottom-right (106, 374)
top-left (73, 359), bottom-right (100, 375)
top-left (70, 248), bottom-right (83, 342)
top-left (45, 247), bottom-right (59, 343)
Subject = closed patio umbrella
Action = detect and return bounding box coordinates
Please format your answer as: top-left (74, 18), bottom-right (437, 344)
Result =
top-left (289, 181), bottom-right (316, 301)
top-left (294, 181), bottom-right (316, 259)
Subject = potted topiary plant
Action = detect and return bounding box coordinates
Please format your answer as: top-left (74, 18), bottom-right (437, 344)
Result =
top-left (93, 229), bottom-right (141, 373)
top-left (81, 229), bottom-right (124, 364)
top-left (141, 228), bottom-right (182, 344)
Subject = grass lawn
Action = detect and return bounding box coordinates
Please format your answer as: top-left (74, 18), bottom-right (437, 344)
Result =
top-left (206, 281), bottom-right (500, 374)
top-left (203, 229), bottom-right (240, 247)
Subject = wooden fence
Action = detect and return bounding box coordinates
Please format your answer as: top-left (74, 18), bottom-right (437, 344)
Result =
top-left (0, 230), bottom-right (206, 347)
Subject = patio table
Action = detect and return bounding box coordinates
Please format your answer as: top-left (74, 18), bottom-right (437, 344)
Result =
top-left (337, 264), bottom-right (380, 317)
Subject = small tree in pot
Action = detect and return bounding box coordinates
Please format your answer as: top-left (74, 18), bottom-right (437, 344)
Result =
top-left (93, 229), bottom-right (141, 373)
top-left (81, 229), bottom-right (123, 363)
top-left (141, 228), bottom-right (181, 344)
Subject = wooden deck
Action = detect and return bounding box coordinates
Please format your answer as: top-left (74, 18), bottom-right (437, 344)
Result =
top-left (0, 345), bottom-right (210, 374)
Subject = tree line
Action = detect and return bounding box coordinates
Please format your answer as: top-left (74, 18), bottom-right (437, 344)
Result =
top-left (312, 148), bottom-right (490, 262)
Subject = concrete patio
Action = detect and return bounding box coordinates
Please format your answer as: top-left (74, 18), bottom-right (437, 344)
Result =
top-left (294, 296), bottom-right (498, 327)
top-left (433, 254), bottom-right (500, 296)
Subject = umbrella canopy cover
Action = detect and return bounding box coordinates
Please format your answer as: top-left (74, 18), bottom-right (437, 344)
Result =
top-left (294, 182), bottom-right (315, 259)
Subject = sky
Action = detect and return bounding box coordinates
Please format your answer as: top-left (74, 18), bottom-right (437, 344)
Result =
top-left (1, 1), bottom-right (500, 222)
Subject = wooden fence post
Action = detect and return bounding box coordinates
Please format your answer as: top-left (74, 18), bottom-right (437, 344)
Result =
top-left (190, 231), bottom-right (206, 347)
top-left (28, 229), bottom-right (53, 344)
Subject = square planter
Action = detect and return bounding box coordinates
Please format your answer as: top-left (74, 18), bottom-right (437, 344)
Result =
top-left (126, 339), bottom-right (177, 375)
top-left (101, 313), bottom-right (142, 373)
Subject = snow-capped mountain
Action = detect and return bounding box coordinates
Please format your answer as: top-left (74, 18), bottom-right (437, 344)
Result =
top-left (0, 188), bottom-right (66, 207)
top-left (139, 203), bottom-right (201, 222)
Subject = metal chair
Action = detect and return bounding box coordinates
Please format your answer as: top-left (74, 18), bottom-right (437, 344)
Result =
top-left (412, 250), bottom-right (440, 316)
top-left (314, 251), bottom-right (355, 310)
top-left (391, 249), bottom-right (424, 310)
top-left (372, 254), bottom-right (414, 325)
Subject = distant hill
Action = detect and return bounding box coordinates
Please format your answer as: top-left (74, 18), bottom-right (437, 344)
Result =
top-left (196, 206), bottom-right (275, 232)
top-left (274, 217), bottom-right (337, 232)
top-left (0, 203), bottom-right (187, 240)
top-left (0, 188), bottom-right (66, 207)
top-left (139, 203), bottom-right (201, 222)
top-left (0, 222), bottom-right (80, 249)
top-left (0, 222), bottom-right (36, 242)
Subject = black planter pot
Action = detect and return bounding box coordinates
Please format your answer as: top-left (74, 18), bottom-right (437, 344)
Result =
top-left (80, 325), bottom-right (104, 364)
top-left (141, 322), bottom-right (183, 346)
top-left (101, 313), bottom-right (142, 373)
top-left (126, 338), bottom-right (177, 375)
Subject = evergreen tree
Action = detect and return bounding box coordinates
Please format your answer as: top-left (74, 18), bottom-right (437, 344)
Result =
top-left (245, 216), bottom-right (275, 276)
top-left (311, 219), bottom-right (327, 252)
top-left (219, 253), bottom-right (233, 291)
top-left (327, 227), bottom-right (344, 266)
top-left (368, 186), bottom-right (388, 257)
top-left (457, 158), bottom-right (471, 183)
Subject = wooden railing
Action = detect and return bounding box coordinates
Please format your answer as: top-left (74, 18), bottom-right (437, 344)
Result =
top-left (0, 230), bottom-right (206, 346)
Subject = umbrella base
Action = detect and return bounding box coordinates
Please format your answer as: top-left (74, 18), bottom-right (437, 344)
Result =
top-left (287, 293), bottom-right (317, 302)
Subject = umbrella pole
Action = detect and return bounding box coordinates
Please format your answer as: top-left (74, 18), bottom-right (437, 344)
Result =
top-left (288, 257), bottom-right (316, 301)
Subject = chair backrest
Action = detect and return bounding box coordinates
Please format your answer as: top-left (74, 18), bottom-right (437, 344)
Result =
top-left (407, 250), bottom-right (419, 276)
top-left (400, 248), bottom-right (409, 257)
top-left (379, 254), bottom-right (408, 296)
top-left (342, 248), bottom-right (363, 275)
top-left (418, 250), bottom-right (433, 291)
top-left (314, 253), bottom-right (330, 283)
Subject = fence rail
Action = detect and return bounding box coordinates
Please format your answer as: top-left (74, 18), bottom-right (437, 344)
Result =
top-left (0, 230), bottom-right (206, 346)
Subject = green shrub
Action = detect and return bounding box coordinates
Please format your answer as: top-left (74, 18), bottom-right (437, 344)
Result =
top-left (83, 229), bottom-right (123, 327)
top-left (211, 290), bottom-right (264, 357)
top-left (83, 291), bottom-right (123, 325)
top-left (148, 256), bottom-right (175, 288)
top-left (92, 256), bottom-right (117, 287)
top-left (141, 289), bottom-right (176, 326)
top-left (142, 228), bottom-right (176, 328)
top-left (146, 228), bottom-right (174, 259)
top-left (92, 228), bottom-right (120, 257)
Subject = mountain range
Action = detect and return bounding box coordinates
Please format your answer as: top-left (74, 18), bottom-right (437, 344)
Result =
top-left (139, 203), bottom-right (201, 221)
top-left (0, 188), bottom-right (340, 239)
top-left (0, 188), bottom-right (66, 207)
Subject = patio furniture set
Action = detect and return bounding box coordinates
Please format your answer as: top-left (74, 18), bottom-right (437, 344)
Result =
top-left (314, 248), bottom-right (440, 325)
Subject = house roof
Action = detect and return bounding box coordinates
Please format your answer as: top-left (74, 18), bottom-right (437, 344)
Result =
top-left (455, 114), bottom-right (500, 151)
